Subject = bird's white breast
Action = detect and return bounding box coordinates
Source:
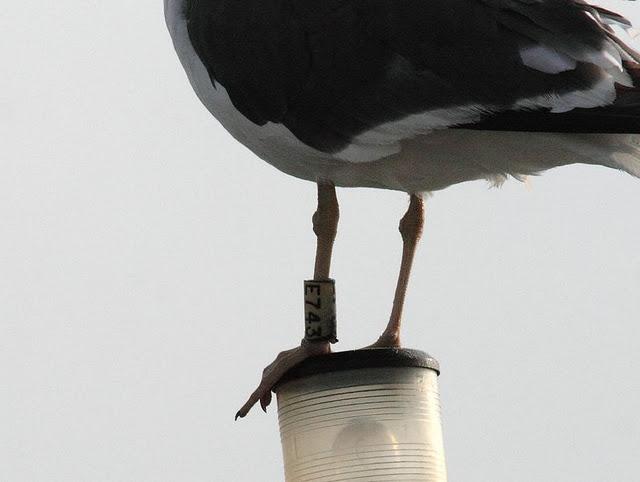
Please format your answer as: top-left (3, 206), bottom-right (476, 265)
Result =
top-left (164, 0), bottom-right (331, 177)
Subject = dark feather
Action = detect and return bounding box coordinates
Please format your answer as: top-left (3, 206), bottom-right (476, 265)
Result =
top-left (185, 0), bottom-right (639, 149)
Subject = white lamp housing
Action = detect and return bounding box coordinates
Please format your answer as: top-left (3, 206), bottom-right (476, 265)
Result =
top-left (275, 348), bottom-right (447, 482)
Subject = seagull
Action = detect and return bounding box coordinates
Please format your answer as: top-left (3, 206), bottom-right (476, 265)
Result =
top-left (164, 0), bottom-right (640, 419)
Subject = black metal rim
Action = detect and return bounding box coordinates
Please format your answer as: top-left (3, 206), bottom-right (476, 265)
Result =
top-left (275, 348), bottom-right (440, 390)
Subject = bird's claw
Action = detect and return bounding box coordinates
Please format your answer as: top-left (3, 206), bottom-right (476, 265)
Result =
top-left (235, 341), bottom-right (331, 420)
top-left (259, 390), bottom-right (272, 413)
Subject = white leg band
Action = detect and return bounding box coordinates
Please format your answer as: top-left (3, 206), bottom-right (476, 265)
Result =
top-left (304, 280), bottom-right (338, 343)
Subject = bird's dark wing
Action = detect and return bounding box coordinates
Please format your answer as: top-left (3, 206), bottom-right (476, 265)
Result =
top-left (186, 0), bottom-right (639, 153)
top-left (457, 0), bottom-right (640, 133)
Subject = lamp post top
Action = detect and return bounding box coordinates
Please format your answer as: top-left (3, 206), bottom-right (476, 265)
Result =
top-left (276, 347), bottom-right (440, 389)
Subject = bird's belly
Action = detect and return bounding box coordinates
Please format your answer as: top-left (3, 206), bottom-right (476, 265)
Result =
top-left (272, 129), bottom-right (640, 193)
top-left (332, 130), bottom-right (640, 192)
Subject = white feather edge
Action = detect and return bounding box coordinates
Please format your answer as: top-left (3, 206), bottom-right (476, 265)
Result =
top-left (519, 45), bottom-right (578, 74)
top-left (337, 1), bottom-right (640, 164)
top-left (335, 74), bottom-right (622, 163)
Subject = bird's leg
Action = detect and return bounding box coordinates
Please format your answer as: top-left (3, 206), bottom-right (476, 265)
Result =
top-left (370, 194), bottom-right (424, 348)
top-left (313, 182), bottom-right (340, 280)
top-left (235, 182), bottom-right (338, 420)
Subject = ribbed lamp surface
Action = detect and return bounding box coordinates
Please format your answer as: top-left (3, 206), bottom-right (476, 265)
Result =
top-left (276, 349), bottom-right (447, 482)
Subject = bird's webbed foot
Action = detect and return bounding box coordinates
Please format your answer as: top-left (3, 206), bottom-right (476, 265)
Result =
top-left (235, 340), bottom-right (331, 420)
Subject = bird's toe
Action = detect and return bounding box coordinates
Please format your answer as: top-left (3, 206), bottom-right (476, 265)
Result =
top-left (235, 341), bottom-right (331, 420)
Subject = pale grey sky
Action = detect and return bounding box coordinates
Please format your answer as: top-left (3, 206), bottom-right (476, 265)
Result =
top-left (1, 1), bottom-right (640, 481)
